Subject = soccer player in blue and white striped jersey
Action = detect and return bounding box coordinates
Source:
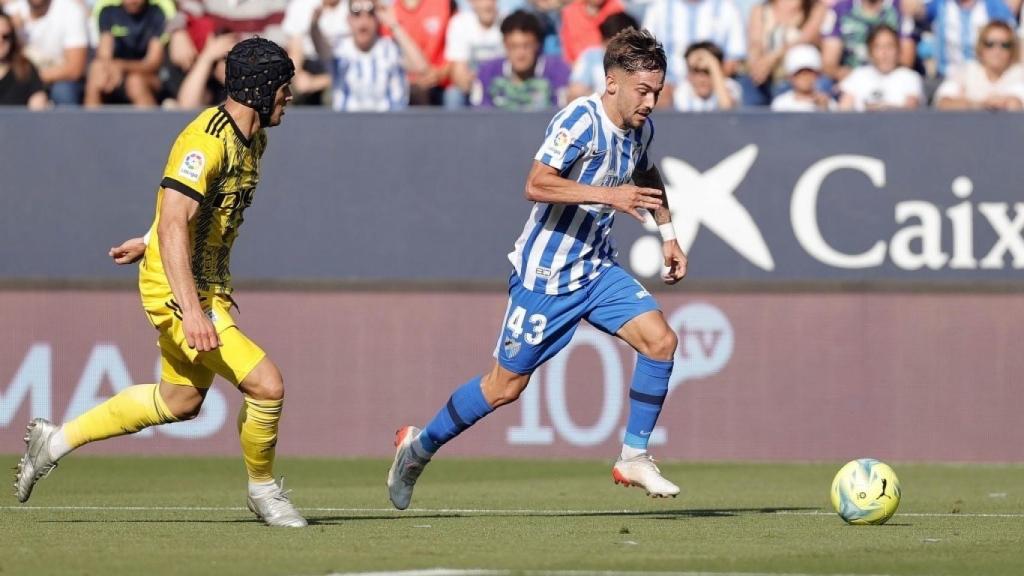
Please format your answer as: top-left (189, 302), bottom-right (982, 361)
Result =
top-left (388, 28), bottom-right (688, 509)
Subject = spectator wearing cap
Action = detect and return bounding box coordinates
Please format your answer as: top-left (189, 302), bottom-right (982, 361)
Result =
top-left (671, 41), bottom-right (740, 111)
top-left (838, 25), bottom-right (922, 110)
top-left (391, 0), bottom-right (453, 105)
top-left (771, 43), bottom-right (834, 110)
top-left (4, 0), bottom-right (88, 105)
top-left (909, 0), bottom-right (1014, 79)
top-left (742, 0), bottom-right (826, 106)
top-left (444, 0), bottom-right (505, 108)
top-left (821, 0), bottom-right (915, 84)
top-left (472, 9), bottom-right (570, 109)
top-left (934, 20), bottom-right (1024, 110)
top-left (642, 0), bottom-right (747, 78)
top-left (332, 0), bottom-right (429, 111)
top-left (283, 0), bottom-right (350, 105)
top-left (566, 11), bottom-right (637, 100)
top-left (0, 10), bottom-right (47, 108)
top-left (85, 0), bottom-right (168, 107)
top-left (560, 0), bottom-right (625, 64)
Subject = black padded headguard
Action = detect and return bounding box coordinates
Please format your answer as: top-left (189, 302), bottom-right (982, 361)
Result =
top-left (226, 38), bottom-right (294, 127)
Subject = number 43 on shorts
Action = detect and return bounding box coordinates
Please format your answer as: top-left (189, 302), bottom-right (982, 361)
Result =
top-left (506, 306), bottom-right (548, 345)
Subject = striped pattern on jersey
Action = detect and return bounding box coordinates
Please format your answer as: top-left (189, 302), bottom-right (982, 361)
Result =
top-left (331, 37), bottom-right (408, 112)
top-left (508, 95), bottom-right (655, 295)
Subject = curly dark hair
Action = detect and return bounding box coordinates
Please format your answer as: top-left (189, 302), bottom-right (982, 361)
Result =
top-left (603, 27), bottom-right (666, 74)
top-left (500, 10), bottom-right (545, 42)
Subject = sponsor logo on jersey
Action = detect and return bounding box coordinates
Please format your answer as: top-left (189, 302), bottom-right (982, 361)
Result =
top-left (178, 151), bottom-right (206, 183)
top-left (535, 267), bottom-right (552, 278)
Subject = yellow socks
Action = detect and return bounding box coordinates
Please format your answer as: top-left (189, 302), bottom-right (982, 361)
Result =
top-left (237, 397), bottom-right (282, 483)
top-left (62, 384), bottom-right (178, 448)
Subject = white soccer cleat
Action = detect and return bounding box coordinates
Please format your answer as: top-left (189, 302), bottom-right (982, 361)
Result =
top-left (246, 478), bottom-right (308, 527)
top-left (14, 418), bottom-right (60, 503)
top-left (387, 426), bottom-right (429, 510)
top-left (612, 453), bottom-right (680, 498)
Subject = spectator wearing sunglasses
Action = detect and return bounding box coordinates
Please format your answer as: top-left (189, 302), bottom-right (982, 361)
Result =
top-left (934, 21), bottom-right (1024, 110)
top-left (331, 0), bottom-right (429, 111)
top-left (838, 25), bottom-right (922, 111)
top-left (671, 41), bottom-right (739, 111)
top-left (0, 11), bottom-right (47, 108)
top-left (910, 0), bottom-right (1014, 79)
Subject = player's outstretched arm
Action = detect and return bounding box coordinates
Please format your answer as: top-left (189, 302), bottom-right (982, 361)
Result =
top-left (634, 165), bottom-right (687, 284)
top-left (158, 189), bottom-right (221, 352)
top-left (525, 161), bottom-right (663, 222)
top-left (109, 237), bottom-right (146, 265)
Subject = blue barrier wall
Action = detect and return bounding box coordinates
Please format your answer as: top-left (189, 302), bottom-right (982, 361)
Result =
top-left (1, 110), bottom-right (1022, 285)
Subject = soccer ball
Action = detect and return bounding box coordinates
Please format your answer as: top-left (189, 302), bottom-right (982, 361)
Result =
top-left (830, 458), bottom-right (901, 525)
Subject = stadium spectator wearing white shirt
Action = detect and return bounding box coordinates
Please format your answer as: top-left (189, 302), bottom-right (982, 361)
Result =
top-left (771, 43), bottom-right (835, 111)
top-left (672, 41), bottom-right (740, 111)
top-left (839, 25), bottom-right (922, 111)
top-left (566, 11), bottom-right (638, 100)
top-left (642, 0), bottom-right (747, 78)
top-left (331, 0), bottom-right (428, 111)
top-left (935, 21), bottom-right (1024, 110)
top-left (5, 0), bottom-right (88, 104)
top-left (444, 0), bottom-right (505, 108)
top-left (284, 0), bottom-right (351, 104)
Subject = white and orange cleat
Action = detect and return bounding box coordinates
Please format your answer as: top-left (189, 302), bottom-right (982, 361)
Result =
top-left (387, 426), bottom-right (429, 510)
top-left (612, 454), bottom-right (680, 498)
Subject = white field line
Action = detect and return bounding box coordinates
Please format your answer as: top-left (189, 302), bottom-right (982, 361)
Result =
top-left (2, 506), bottom-right (1022, 518)
top-left (311, 565), bottom-right (897, 569)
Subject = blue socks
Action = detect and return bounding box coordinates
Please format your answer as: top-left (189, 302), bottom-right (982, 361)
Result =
top-left (418, 375), bottom-right (494, 456)
top-left (623, 355), bottom-right (673, 450)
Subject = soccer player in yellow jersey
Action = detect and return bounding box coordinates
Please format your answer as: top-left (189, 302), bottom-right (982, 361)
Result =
top-left (14, 38), bottom-right (306, 528)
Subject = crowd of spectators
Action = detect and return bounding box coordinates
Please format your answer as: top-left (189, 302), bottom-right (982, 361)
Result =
top-left (4, 0), bottom-right (1024, 111)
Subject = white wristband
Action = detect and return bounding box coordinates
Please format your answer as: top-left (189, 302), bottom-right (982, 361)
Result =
top-left (658, 223), bottom-right (676, 242)
top-left (143, 230), bottom-right (152, 246)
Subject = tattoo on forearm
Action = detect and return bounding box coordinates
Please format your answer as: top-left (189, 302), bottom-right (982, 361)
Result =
top-left (636, 166), bottom-right (672, 225)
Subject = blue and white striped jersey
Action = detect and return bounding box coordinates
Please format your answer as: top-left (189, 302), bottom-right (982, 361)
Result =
top-left (508, 95), bottom-right (655, 295)
top-left (331, 37), bottom-right (408, 112)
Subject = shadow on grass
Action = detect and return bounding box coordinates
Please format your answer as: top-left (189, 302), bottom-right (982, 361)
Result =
top-left (35, 507), bottom-right (823, 526)
top-left (303, 506), bottom-right (823, 525)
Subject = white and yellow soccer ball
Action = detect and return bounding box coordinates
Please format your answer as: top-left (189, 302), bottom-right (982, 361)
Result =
top-left (830, 458), bottom-right (901, 525)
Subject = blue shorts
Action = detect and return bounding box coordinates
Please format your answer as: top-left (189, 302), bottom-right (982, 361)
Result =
top-left (494, 265), bottom-right (660, 374)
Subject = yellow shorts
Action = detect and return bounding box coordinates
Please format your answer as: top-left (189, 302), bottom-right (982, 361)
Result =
top-left (144, 293), bottom-right (266, 389)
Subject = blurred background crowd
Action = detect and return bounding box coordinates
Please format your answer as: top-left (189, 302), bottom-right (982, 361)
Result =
top-left (3, 0), bottom-right (1024, 112)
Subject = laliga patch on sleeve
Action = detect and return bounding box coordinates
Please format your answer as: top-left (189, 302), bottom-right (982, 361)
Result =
top-left (544, 128), bottom-right (573, 157)
top-left (178, 151), bottom-right (206, 183)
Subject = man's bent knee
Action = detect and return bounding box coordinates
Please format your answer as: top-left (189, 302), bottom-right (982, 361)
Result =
top-left (483, 364), bottom-right (531, 408)
top-left (239, 358), bottom-right (284, 401)
top-left (646, 329), bottom-right (678, 361)
top-left (158, 382), bottom-right (206, 420)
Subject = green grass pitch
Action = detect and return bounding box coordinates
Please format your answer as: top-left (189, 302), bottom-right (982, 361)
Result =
top-left (2, 456), bottom-right (1022, 576)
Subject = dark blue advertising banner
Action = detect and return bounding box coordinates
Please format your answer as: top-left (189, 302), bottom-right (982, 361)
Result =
top-left (1, 110), bottom-right (1021, 286)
